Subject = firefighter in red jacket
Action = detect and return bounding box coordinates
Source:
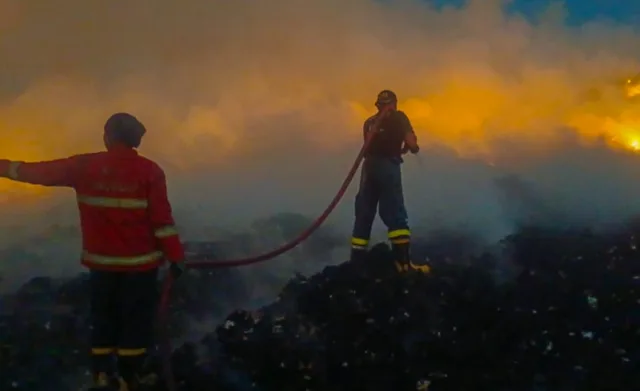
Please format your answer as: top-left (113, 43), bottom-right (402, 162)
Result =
top-left (0, 113), bottom-right (186, 391)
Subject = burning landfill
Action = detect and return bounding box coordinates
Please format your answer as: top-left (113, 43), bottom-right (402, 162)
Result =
top-left (1, 224), bottom-right (639, 390)
top-left (2, 1), bottom-right (640, 390)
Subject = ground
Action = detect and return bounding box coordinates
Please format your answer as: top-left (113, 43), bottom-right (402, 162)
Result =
top-left (1, 224), bottom-right (639, 391)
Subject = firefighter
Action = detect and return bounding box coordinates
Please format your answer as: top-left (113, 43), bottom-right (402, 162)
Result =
top-left (0, 113), bottom-right (186, 390)
top-left (350, 90), bottom-right (430, 273)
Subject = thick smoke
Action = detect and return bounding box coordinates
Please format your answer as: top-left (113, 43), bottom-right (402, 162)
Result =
top-left (1, 0), bottom-right (640, 293)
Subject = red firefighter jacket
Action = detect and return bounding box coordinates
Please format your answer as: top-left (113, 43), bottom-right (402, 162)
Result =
top-left (0, 145), bottom-right (185, 272)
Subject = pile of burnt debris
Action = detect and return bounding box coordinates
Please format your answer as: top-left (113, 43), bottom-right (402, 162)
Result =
top-left (1, 225), bottom-right (639, 390)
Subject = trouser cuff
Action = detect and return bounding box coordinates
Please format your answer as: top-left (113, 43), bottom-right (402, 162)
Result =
top-left (91, 347), bottom-right (116, 374)
top-left (388, 229), bottom-right (411, 244)
top-left (350, 236), bottom-right (369, 250)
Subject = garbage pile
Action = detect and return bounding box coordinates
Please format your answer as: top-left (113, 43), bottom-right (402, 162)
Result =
top-left (0, 267), bottom-right (244, 391)
top-left (212, 226), bottom-right (640, 391)
top-left (1, 225), bottom-right (639, 391)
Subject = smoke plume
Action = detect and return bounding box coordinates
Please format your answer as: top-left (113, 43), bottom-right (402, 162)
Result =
top-left (1, 0), bottom-right (640, 293)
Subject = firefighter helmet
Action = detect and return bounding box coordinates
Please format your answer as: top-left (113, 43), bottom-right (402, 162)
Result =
top-left (104, 113), bottom-right (146, 148)
top-left (375, 90), bottom-right (398, 106)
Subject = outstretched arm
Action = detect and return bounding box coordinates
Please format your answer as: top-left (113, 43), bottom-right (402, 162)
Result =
top-left (0, 157), bottom-right (81, 187)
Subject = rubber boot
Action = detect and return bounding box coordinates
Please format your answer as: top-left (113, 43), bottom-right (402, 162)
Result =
top-left (134, 373), bottom-right (160, 390)
top-left (392, 242), bottom-right (430, 274)
top-left (392, 242), bottom-right (408, 272)
top-left (117, 377), bottom-right (129, 391)
top-left (117, 373), bottom-right (159, 391)
top-left (118, 355), bottom-right (159, 391)
top-left (409, 259), bottom-right (431, 273)
top-left (86, 372), bottom-right (119, 391)
top-left (117, 355), bottom-right (139, 391)
top-left (87, 352), bottom-right (118, 390)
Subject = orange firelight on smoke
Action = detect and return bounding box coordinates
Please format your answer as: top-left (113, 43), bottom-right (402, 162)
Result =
top-left (351, 75), bottom-right (640, 158)
top-left (2, 73), bottom-right (640, 203)
top-left (0, 138), bottom-right (51, 198)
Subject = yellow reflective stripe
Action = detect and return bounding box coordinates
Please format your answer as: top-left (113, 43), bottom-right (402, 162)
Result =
top-left (83, 251), bottom-right (162, 266)
top-left (77, 195), bottom-right (148, 209)
top-left (7, 161), bottom-right (22, 180)
top-left (117, 348), bottom-right (147, 356)
top-left (390, 238), bottom-right (410, 245)
top-left (351, 237), bottom-right (369, 246)
top-left (91, 347), bottom-right (115, 355)
top-left (154, 225), bottom-right (179, 238)
top-left (351, 244), bottom-right (367, 250)
top-left (388, 229), bottom-right (410, 239)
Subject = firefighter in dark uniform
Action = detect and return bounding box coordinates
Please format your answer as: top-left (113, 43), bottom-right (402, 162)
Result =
top-left (0, 113), bottom-right (186, 390)
top-left (350, 90), bottom-right (429, 273)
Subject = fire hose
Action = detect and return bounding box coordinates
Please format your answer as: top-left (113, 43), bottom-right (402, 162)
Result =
top-left (155, 115), bottom-right (389, 391)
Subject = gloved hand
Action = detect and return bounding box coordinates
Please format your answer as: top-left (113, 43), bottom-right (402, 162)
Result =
top-left (402, 145), bottom-right (420, 154)
top-left (169, 262), bottom-right (186, 280)
top-left (367, 106), bottom-right (393, 134)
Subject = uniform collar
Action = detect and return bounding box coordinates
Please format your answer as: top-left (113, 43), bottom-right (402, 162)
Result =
top-left (107, 144), bottom-right (138, 155)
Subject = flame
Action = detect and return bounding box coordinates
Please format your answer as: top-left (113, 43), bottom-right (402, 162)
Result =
top-left (626, 79), bottom-right (640, 98)
top-left (348, 74), bottom-right (640, 158)
top-left (3, 72), bottom-right (640, 204)
top-left (606, 120), bottom-right (640, 152)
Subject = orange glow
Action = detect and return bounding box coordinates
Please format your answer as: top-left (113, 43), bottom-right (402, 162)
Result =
top-left (0, 139), bottom-right (50, 197)
top-left (3, 0), bottom-right (640, 205)
top-left (348, 75), bottom-right (640, 158)
top-left (627, 79), bottom-right (640, 98)
top-left (605, 119), bottom-right (640, 152)
top-left (4, 73), bottom-right (640, 203)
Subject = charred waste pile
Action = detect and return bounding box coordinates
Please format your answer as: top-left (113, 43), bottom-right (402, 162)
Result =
top-left (1, 224), bottom-right (639, 391)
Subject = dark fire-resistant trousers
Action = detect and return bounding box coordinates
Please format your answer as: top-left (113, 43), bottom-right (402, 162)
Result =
top-left (351, 157), bottom-right (411, 250)
top-left (89, 269), bottom-right (159, 382)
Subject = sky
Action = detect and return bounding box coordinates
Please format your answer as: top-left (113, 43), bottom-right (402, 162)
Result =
top-left (2, 0), bottom-right (640, 284)
top-left (509, 0), bottom-right (640, 25)
top-left (432, 0), bottom-right (640, 24)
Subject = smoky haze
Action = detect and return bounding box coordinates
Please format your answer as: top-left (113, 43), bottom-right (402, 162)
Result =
top-left (1, 0), bottom-right (640, 290)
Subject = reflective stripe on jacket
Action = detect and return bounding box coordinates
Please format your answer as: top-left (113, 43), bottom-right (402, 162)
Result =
top-left (0, 145), bottom-right (185, 272)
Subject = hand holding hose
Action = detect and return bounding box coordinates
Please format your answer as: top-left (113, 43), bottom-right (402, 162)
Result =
top-left (158, 102), bottom-right (388, 391)
top-left (402, 144), bottom-right (420, 155)
top-left (169, 262), bottom-right (186, 280)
